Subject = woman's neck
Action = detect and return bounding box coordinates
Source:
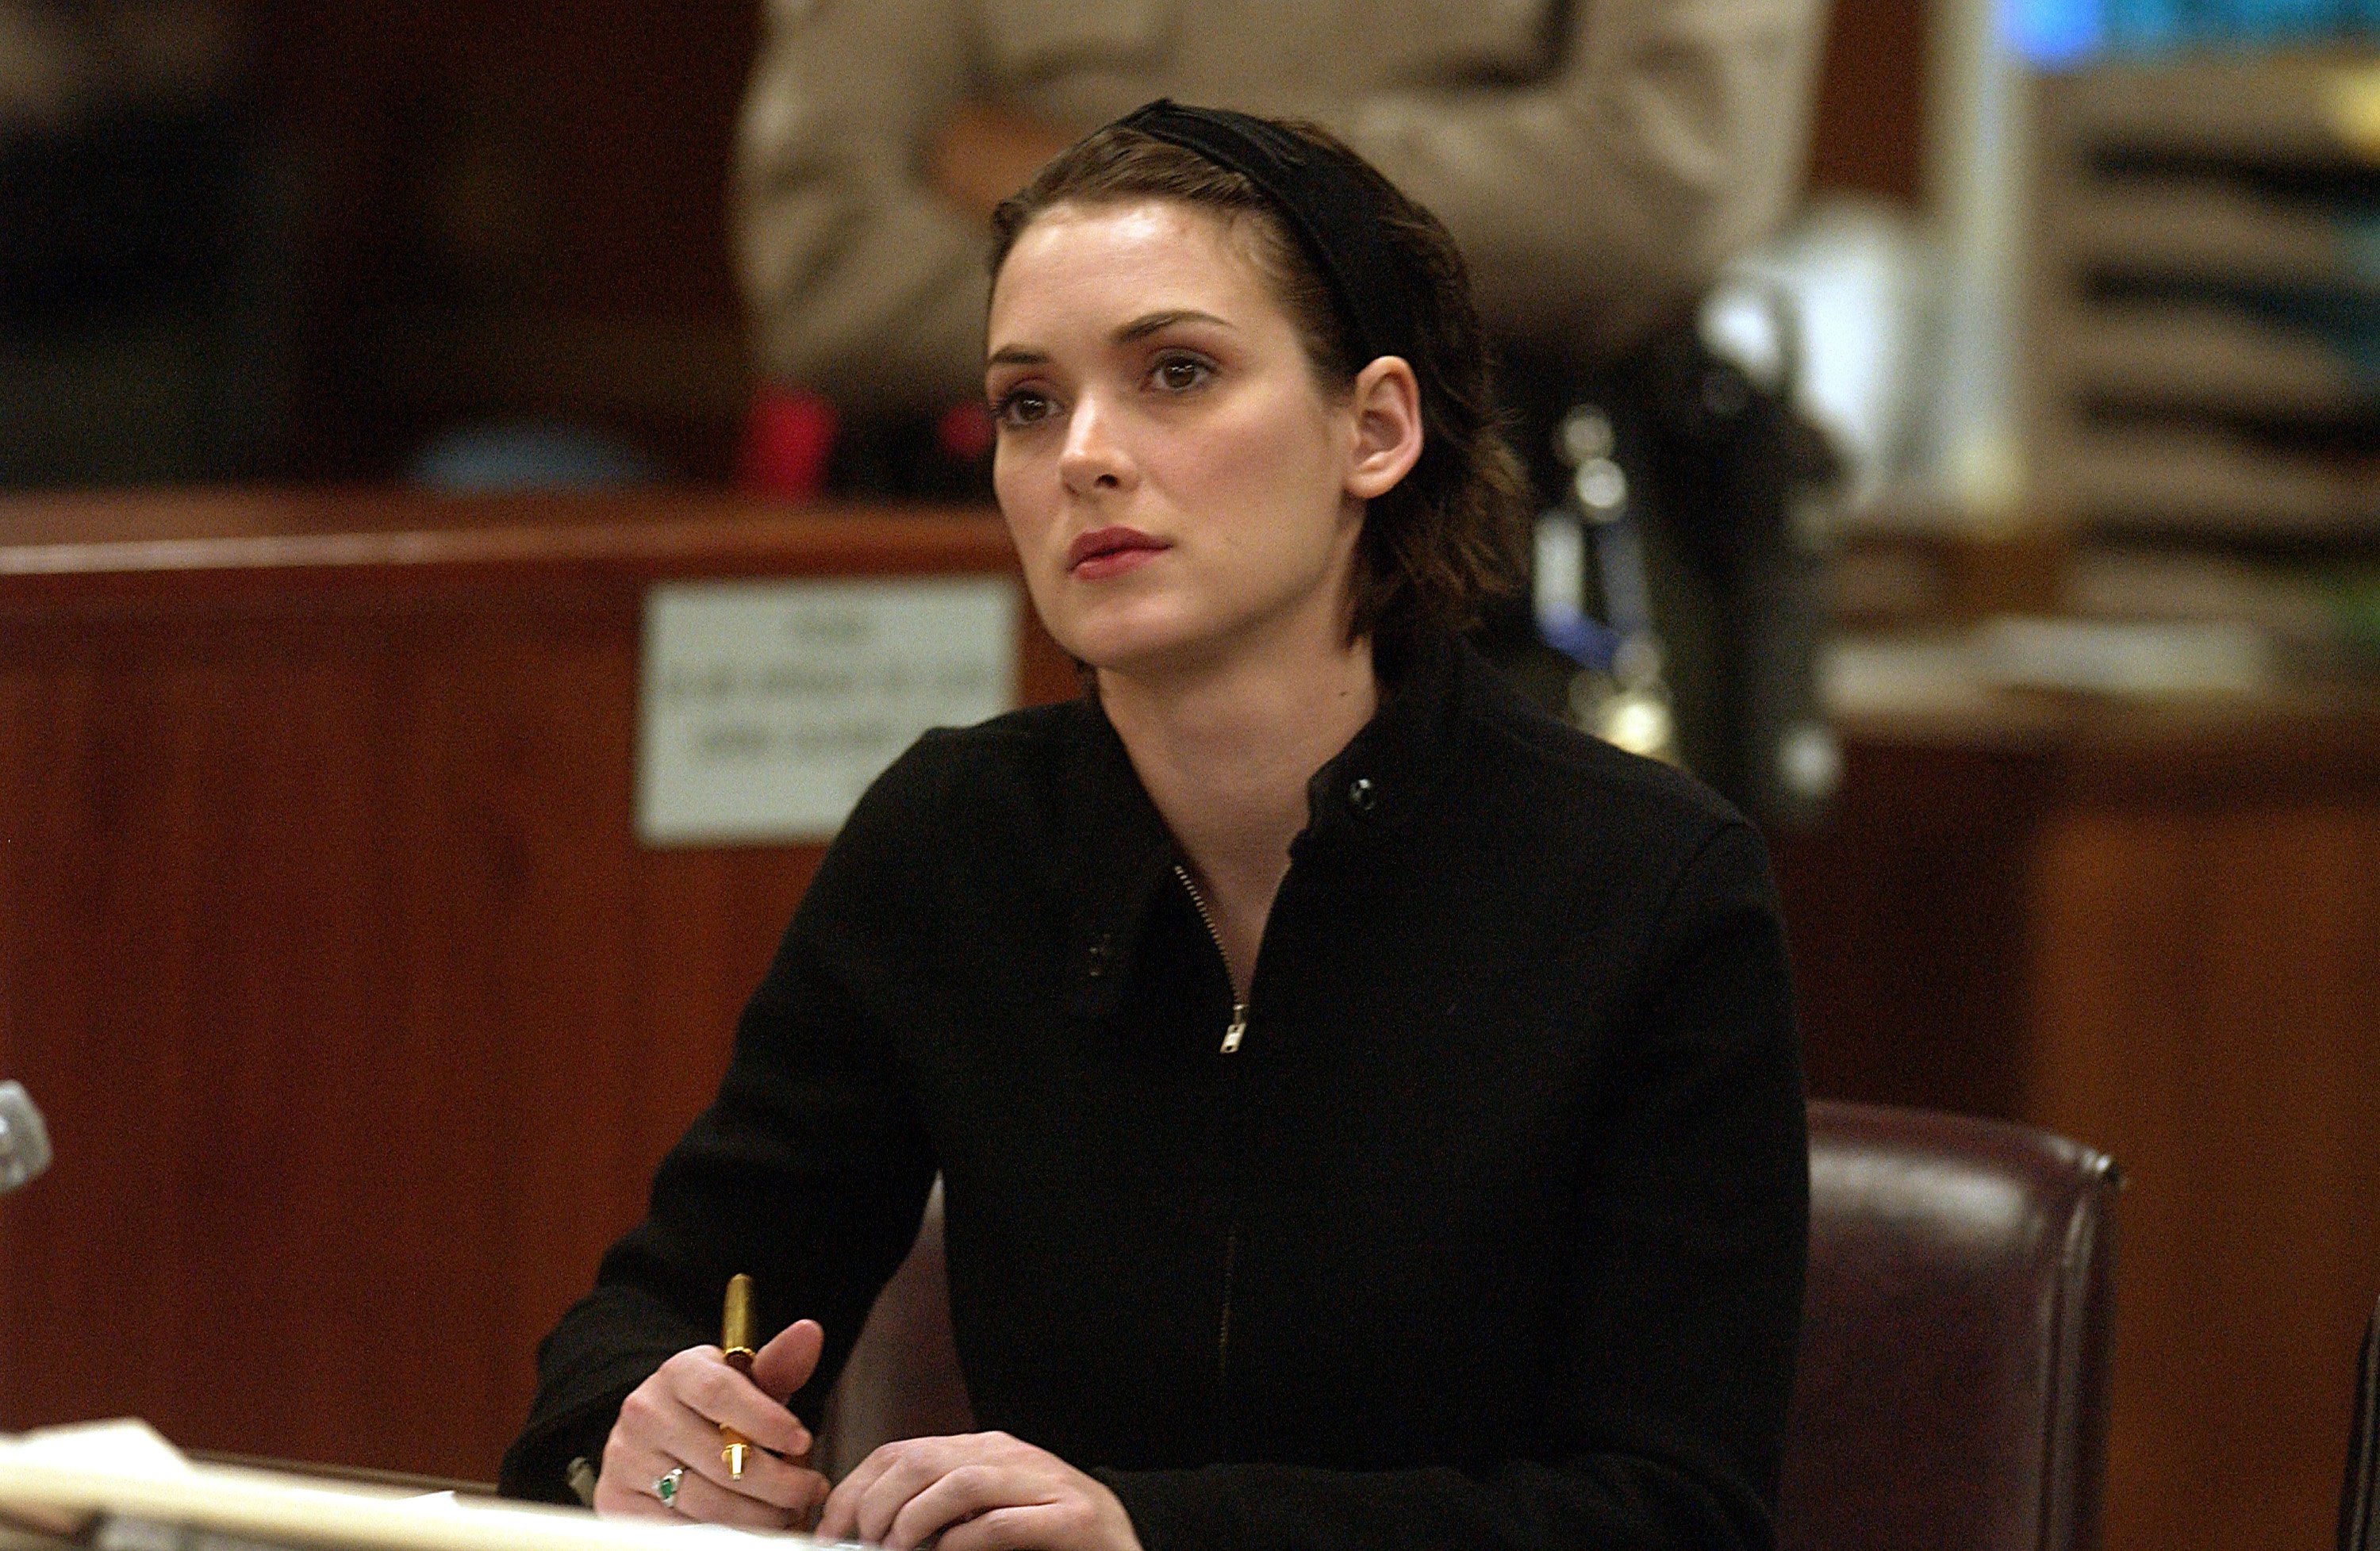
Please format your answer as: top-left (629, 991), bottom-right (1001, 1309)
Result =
top-left (1098, 632), bottom-right (1378, 999)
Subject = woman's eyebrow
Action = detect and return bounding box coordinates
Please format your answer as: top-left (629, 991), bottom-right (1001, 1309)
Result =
top-left (987, 310), bottom-right (1234, 368)
top-left (1115, 309), bottom-right (1232, 342)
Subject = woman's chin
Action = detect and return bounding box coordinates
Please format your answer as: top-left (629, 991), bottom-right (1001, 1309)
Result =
top-left (1042, 601), bottom-right (1211, 679)
top-left (1063, 627), bottom-right (1230, 686)
top-left (1050, 590), bottom-right (1349, 689)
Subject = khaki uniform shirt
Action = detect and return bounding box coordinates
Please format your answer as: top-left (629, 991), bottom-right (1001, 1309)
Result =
top-left (733, 0), bottom-right (1829, 415)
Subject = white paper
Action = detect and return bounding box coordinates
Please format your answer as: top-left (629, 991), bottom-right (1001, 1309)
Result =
top-left (0, 1420), bottom-right (831, 1551)
top-left (2, 1421), bottom-right (189, 1480)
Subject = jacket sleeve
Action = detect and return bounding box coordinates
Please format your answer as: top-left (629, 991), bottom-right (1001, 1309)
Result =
top-left (1330, 0), bottom-right (1832, 360)
top-left (1097, 820), bottom-right (1810, 1551)
top-left (731, 0), bottom-right (991, 416)
top-left (497, 750), bottom-right (948, 1503)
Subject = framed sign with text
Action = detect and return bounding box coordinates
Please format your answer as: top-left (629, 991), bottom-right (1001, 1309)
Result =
top-left (636, 576), bottom-right (1020, 845)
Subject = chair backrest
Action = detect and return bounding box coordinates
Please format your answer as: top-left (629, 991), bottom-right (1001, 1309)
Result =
top-left (1781, 1101), bottom-right (2120, 1551)
top-left (2344, 1296), bottom-right (2378, 1551)
top-left (816, 1178), bottom-right (974, 1480)
top-left (820, 1103), bottom-right (2122, 1551)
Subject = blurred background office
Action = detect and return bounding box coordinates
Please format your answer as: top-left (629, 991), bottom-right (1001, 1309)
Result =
top-left (2, 3), bottom-right (2378, 1551)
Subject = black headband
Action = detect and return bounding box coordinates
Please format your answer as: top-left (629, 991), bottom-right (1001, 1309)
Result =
top-left (1111, 99), bottom-right (1414, 369)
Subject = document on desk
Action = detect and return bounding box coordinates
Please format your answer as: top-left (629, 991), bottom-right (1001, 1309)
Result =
top-left (0, 1421), bottom-right (839, 1551)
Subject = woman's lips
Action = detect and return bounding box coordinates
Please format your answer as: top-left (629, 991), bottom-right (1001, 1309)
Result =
top-left (1066, 526), bottom-right (1170, 580)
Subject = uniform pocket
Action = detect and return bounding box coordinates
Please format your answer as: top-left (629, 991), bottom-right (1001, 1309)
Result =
top-left (981, 0), bottom-right (1175, 79)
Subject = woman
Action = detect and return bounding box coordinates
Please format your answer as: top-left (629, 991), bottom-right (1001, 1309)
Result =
top-left (501, 102), bottom-right (1807, 1551)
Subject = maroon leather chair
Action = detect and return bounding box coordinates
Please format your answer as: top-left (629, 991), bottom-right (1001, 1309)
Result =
top-left (1781, 1101), bottom-right (2119, 1551)
top-left (2344, 1296), bottom-right (2378, 1551)
top-left (819, 1103), bottom-right (2121, 1551)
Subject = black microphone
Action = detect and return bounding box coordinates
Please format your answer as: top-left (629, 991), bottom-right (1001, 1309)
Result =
top-left (0, 1081), bottom-right (51, 1193)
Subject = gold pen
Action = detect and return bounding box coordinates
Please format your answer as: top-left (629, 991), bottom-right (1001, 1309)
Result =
top-left (720, 1273), bottom-right (758, 1478)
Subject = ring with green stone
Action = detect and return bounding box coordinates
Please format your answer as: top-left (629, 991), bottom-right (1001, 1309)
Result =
top-left (654, 1465), bottom-right (686, 1507)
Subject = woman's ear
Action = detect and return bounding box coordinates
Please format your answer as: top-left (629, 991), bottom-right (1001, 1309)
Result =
top-left (1343, 356), bottom-right (1423, 501)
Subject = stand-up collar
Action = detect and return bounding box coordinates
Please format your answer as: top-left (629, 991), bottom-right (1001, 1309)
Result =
top-left (1061, 632), bottom-right (1468, 1019)
top-left (1296, 629), bottom-right (1463, 850)
top-left (1058, 701), bottom-right (1182, 1020)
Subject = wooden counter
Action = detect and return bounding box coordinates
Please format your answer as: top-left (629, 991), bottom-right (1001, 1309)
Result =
top-left (0, 489), bottom-right (1069, 1482)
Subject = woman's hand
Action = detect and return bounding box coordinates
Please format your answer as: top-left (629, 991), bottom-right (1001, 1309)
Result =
top-left (593, 1319), bottom-right (831, 1530)
top-left (816, 1431), bottom-right (1143, 1551)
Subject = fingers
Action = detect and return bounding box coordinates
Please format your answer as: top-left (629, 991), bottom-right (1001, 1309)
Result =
top-left (621, 1373), bottom-right (812, 1507)
top-left (939, 1505), bottom-right (1091, 1551)
top-left (594, 1448), bottom-right (816, 1531)
top-left (813, 1433), bottom-right (1136, 1551)
top-left (665, 1407), bottom-right (816, 1507)
top-left (887, 1465), bottom-right (1042, 1550)
top-left (750, 1317), bottom-right (826, 1405)
top-left (812, 1443), bottom-right (893, 1542)
top-left (596, 1429), bottom-right (831, 1531)
top-left (660, 1346), bottom-right (814, 1459)
top-left (589, 1468), bottom-right (674, 1520)
top-left (657, 1472), bottom-right (788, 1530)
top-left (658, 1461), bottom-right (823, 1532)
top-left (815, 1434), bottom-right (936, 1544)
top-left (595, 1344), bottom-right (830, 1529)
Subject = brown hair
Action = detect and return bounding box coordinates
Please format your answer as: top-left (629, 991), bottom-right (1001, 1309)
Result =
top-left (988, 119), bottom-right (1528, 654)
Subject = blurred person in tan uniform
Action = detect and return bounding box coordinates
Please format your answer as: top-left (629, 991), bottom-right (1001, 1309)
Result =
top-left (732, 0), bottom-right (1840, 822)
top-left (731, 0), bottom-right (1830, 420)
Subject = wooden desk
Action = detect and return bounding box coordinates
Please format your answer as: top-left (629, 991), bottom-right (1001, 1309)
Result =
top-left (1775, 689), bottom-right (2380, 1551)
top-left (0, 490), bottom-right (1069, 1482)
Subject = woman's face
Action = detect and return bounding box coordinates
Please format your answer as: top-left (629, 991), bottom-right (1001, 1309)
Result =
top-left (985, 198), bottom-right (1373, 681)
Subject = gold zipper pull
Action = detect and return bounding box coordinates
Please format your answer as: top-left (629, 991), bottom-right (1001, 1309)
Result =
top-left (1221, 1003), bottom-right (1248, 1054)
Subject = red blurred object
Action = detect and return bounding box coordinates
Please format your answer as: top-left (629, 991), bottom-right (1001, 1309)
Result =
top-left (738, 386), bottom-right (839, 497)
top-left (936, 400), bottom-right (996, 464)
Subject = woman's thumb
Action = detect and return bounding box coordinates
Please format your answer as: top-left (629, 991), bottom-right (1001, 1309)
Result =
top-left (750, 1318), bottom-right (825, 1403)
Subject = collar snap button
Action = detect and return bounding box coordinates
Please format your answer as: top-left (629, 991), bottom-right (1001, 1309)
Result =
top-left (1347, 777), bottom-right (1377, 812)
top-left (1086, 933), bottom-right (1112, 978)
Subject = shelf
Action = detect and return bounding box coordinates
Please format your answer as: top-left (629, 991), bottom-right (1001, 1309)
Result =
top-left (2028, 51), bottom-right (2380, 542)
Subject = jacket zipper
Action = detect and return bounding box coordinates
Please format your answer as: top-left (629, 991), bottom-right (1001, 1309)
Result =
top-left (1215, 1223), bottom-right (1238, 1452)
top-left (1173, 863), bottom-right (1249, 1053)
top-left (1172, 862), bottom-right (1248, 1457)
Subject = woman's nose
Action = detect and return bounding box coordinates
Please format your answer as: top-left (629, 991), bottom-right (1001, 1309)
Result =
top-left (1057, 397), bottom-right (1133, 495)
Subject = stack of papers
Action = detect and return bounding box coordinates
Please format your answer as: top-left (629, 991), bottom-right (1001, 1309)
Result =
top-left (0, 1422), bottom-right (834, 1551)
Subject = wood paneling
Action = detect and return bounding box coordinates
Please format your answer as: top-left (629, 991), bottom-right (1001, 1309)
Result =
top-left (1773, 728), bottom-right (2058, 1118)
top-left (0, 491), bottom-right (1069, 1482)
top-left (2028, 803), bottom-right (2380, 1551)
top-left (1777, 697), bottom-right (2380, 1551)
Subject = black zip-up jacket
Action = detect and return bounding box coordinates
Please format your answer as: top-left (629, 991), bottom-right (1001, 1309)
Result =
top-left (502, 633), bottom-right (1809, 1551)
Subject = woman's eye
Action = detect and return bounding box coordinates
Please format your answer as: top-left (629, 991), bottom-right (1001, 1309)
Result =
top-left (992, 389), bottom-right (1056, 428)
top-left (1151, 356), bottom-right (1211, 393)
